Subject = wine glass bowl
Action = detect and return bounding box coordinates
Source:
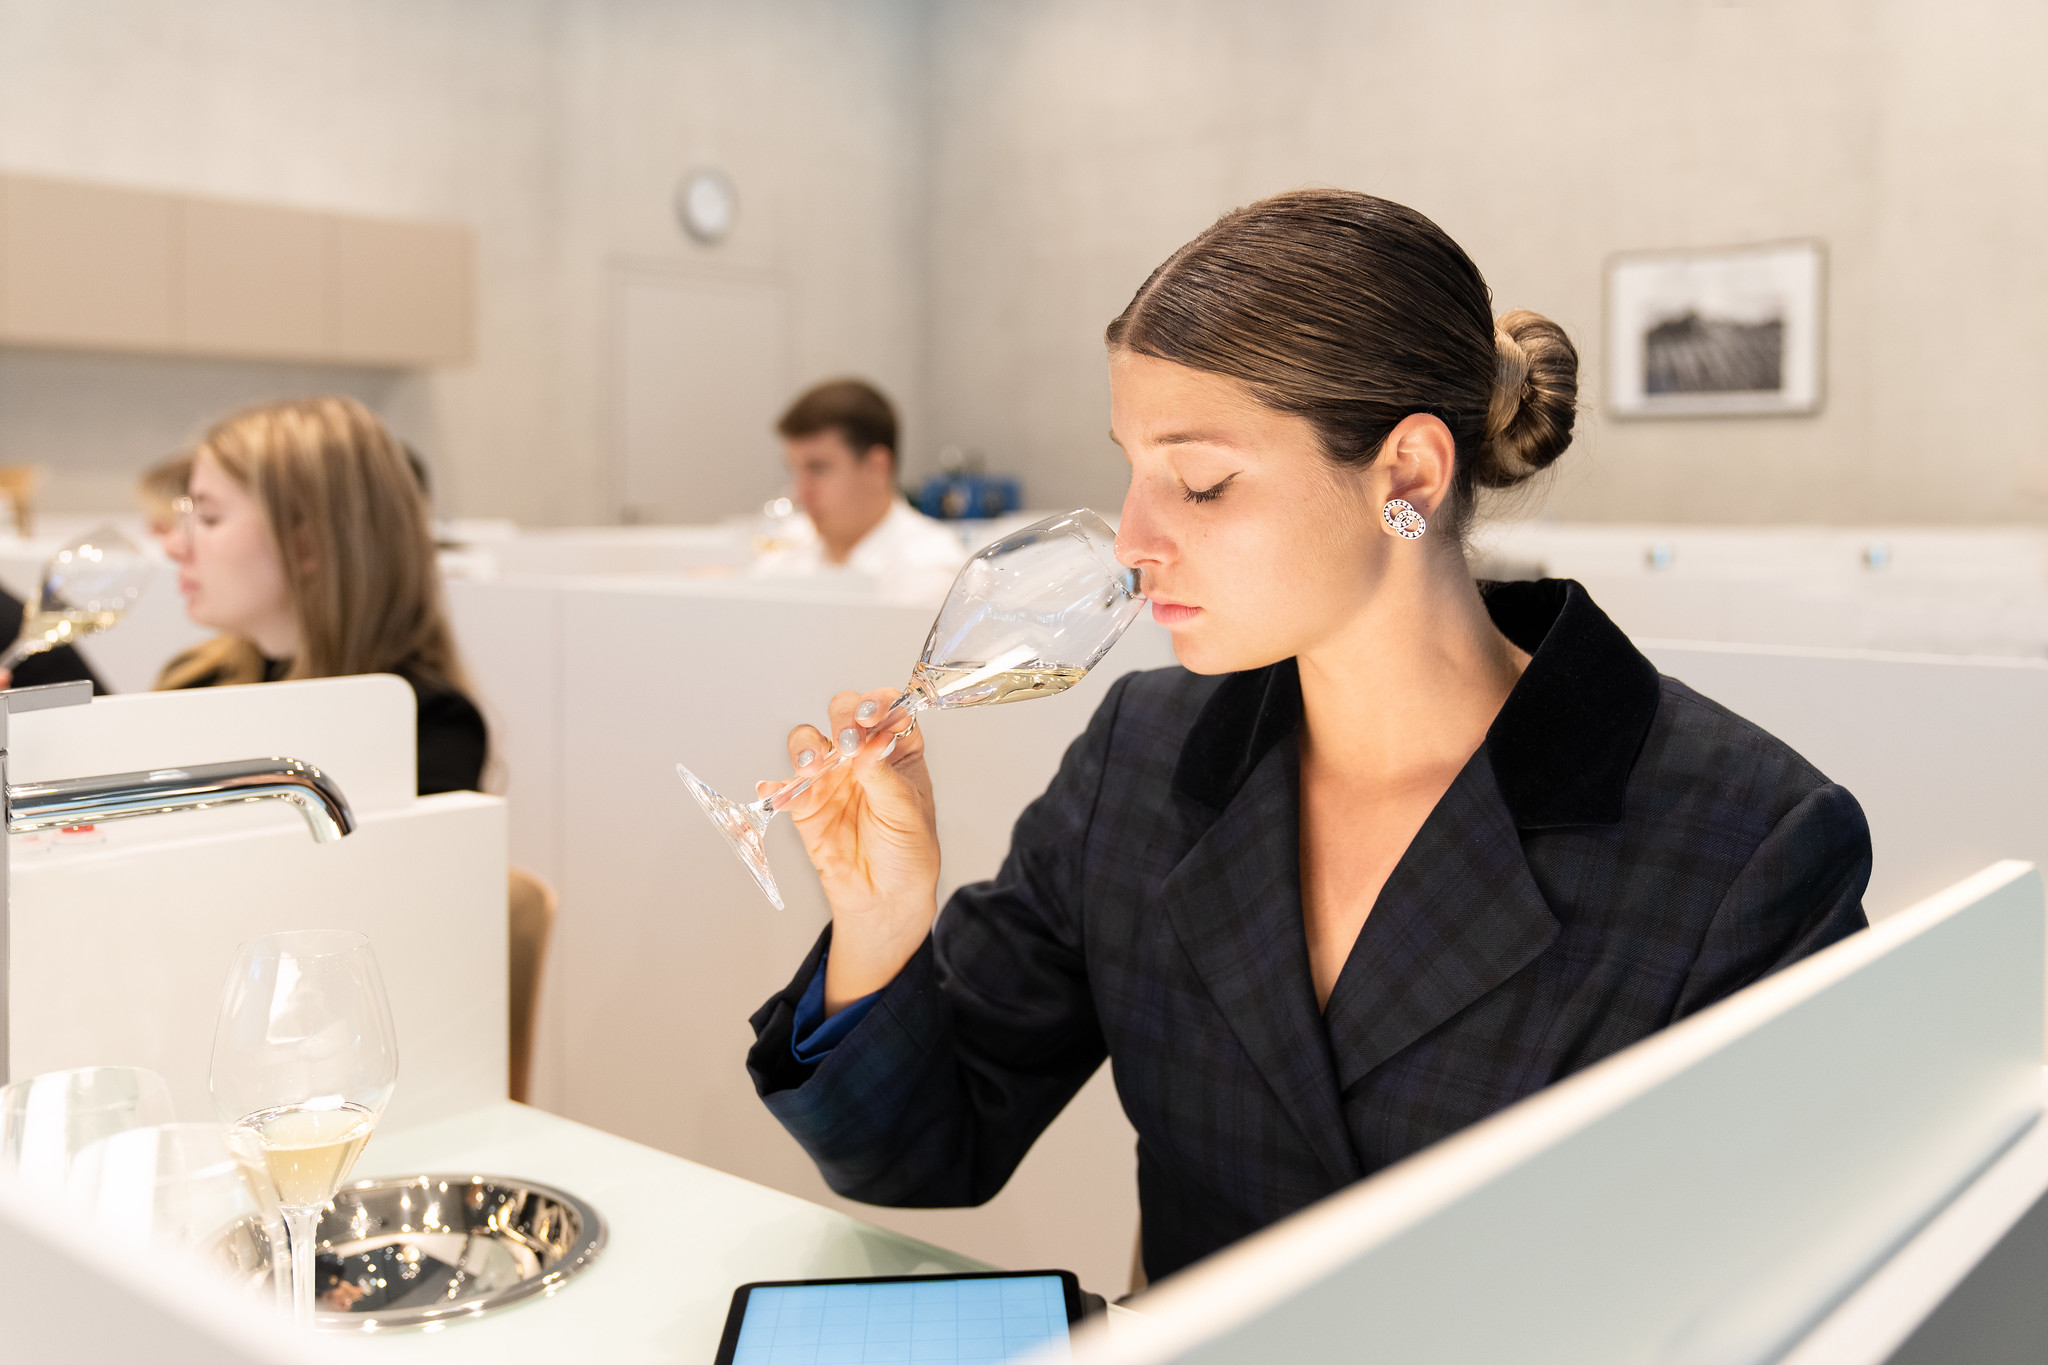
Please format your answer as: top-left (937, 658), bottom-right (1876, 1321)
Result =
top-left (677, 509), bottom-right (1146, 909)
top-left (911, 510), bottom-right (1145, 707)
top-left (210, 930), bottom-right (398, 1326)
top-left (70, 1122), bottom-right (280, 1268)
top-left (1, 524), bottom-right (153, 671)
top-left (0, 1065), bottom-right (176, 1200)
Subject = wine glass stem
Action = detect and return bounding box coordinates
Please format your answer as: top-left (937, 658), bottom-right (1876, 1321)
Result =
top-left (266, 1218), bottom-right (293, 1318)
top-left (283, 1204), bottom-right (321, 1327)
top-left (752, 689), bottom-right (926, 818)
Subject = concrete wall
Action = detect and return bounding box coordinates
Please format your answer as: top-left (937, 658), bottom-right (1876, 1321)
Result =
top-left (0, 0), bottom-right (927, 523)
top-left (917, 0), bottom-right (2048, 525)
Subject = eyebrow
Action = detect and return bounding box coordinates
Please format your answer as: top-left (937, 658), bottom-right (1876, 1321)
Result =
top-left (1106, 429), bottom-right (1249, 450)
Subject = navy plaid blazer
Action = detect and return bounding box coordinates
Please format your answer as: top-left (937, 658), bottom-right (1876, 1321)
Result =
top-left (748, 580), bottom-right (1872, 1281)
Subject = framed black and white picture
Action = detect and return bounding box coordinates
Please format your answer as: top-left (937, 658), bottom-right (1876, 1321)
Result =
top-left (1605, 240), bottom-right (1825, 417)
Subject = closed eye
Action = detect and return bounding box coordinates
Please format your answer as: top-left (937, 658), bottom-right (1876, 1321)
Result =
top-left (1180, 472), bottom-right (1238, 505)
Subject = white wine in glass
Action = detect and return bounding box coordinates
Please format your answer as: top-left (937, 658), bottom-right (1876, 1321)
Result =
top-left (678, 508), bottom-right (1147, 910)
top-left (0, 525), bottom-right (152, 671)
top-left (210, 931), bottom-right (398, 1327)
top-left (235, 1103), bottom-right (378, 1209)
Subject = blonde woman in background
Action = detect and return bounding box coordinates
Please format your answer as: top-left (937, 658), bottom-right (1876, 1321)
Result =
top-left (159, 397), bottom-right (487, 794)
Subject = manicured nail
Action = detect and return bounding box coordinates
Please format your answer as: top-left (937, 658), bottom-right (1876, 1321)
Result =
top-left (795, 748), bottom-right (816, 768)
top-left (855, 700), bottom-right (879, 722)
top-left (837, 727), bottom-right (859, 755)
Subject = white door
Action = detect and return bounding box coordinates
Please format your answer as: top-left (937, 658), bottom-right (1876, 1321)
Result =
top-left (610, 270), bottom-right (789, 525)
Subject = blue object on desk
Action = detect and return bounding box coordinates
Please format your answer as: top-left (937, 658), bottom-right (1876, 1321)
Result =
top-left (917, 474), bottom-right (1021, 521)
top-left (721, 1274), bottom-right (1075, 1364)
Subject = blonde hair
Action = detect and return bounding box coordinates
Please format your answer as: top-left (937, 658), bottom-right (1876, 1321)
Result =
top-left (156, 397), bottom-right (471, 694)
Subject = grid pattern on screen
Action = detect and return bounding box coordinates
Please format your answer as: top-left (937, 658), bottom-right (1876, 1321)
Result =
top-left (730, 1276), bottom-right (1071, 1364)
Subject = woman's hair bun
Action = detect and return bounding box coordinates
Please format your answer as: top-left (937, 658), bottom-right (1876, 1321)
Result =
top-left (1477, 309), bottom-right (1579, 490)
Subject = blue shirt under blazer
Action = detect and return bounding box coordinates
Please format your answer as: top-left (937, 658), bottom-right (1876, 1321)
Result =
top-left (747, 579), bottom-right (1873, 1281)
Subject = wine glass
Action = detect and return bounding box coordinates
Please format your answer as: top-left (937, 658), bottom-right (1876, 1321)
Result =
top-left (0, 524), bottom-right (153, 671)
top-left (209, 931), bottom-right (398, 1327)
top-left (678, 508), bottom-right (1147, 910)
top-left (0, 1065), bottom-right (175, 1201)
top-left (70, 1121), bottom-right (284, 1302)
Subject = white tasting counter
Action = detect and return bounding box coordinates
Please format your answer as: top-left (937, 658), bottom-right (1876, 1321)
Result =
top-left (334, 1102), bottom-right (989, 1362)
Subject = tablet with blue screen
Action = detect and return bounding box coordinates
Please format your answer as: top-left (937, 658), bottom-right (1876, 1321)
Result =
top-left (714, 1270), bottom-right (1086, 1364)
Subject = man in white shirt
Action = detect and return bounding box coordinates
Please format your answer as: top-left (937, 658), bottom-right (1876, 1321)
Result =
top-left (752, 379), bottom-right (967, 604)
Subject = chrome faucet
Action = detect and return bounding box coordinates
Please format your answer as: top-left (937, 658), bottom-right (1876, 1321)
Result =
top-left (0, 680), bottom-right (355, 1082)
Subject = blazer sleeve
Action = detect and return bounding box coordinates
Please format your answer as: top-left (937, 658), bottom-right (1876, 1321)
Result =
top-left (1672, 781), bottom-right (1872, 1018)
top-left (745, 673), bottom-right (1134, 1208)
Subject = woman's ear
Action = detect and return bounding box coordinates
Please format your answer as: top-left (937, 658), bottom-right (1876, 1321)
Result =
top-left (1378, 413), bottom-right (1457, 521)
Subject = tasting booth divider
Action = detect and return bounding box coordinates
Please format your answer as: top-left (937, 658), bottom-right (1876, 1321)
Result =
top-left (5, 676), bottom-right (507, 1131)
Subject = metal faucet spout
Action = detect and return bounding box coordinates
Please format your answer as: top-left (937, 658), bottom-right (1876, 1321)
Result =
top-left (7, 757), bottom-right (355, 843)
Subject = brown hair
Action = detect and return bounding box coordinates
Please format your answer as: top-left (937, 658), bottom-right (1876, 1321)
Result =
top-left (1106, 189), bottom-right (1577, 534)
top-left (776, 378), bottom-right (899, 468)
top-left (157, 397), bottom-right (472, 694)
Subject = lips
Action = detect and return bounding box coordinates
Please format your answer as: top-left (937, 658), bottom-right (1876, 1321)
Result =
top-left (1150, 599), bottom-right (1201, 627)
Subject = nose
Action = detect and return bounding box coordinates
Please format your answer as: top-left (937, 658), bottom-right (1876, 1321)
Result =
top-left (1114, 475), bottom-right (1171, 572)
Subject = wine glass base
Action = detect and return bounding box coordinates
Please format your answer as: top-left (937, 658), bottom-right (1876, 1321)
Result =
top-left (676, 764), bottom-right (785, 910)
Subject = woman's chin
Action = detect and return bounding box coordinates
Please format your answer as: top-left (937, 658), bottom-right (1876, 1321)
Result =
top-left (1167, 633), bottom-right (1237, 677)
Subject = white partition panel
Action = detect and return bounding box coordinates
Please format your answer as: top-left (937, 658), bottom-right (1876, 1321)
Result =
top-left (11, 674), bottom-right (419, 819)
top-left (1476, 523), bottom-right (2048, 658)
top-left (1641, 642), bottom-right (2048, 920)
top-left (6, 679), bottom-right (507, 1136)
top-left (443, 580), bottom-right (564, 882)
top-left (10, 795), bottom-right (506, 1134)
top-left (446, 574), bottom-right (1177, 1293)
top-left (1072, 862), bottom-right (2046, 1365)
top-left (0, 1176), bottom-right (322, 1365)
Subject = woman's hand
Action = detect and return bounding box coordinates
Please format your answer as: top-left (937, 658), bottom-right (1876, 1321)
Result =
top-left (766, 688), bottom-right (939, 1013)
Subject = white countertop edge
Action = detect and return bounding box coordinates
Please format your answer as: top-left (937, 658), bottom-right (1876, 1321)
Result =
top-left (1778, 1069), bottom-right (2048, 1365)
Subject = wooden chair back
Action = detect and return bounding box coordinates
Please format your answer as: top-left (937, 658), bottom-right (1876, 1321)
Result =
top-left (507, 866), bottom-right (558, 1104)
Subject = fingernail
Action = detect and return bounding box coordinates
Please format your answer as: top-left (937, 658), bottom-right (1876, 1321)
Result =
top-left (795, 748), bottom-right (816, 768)
top-left (855, 700), bottom-right (879, 722)
top-left (837, 727), bottom-right (859, 755)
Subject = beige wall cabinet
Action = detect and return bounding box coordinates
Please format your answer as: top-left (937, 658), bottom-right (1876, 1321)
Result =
top-left (0, 172), bottom-right (472, 367)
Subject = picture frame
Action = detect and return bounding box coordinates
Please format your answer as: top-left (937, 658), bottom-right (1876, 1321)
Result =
top-left (1605, 239), bottom-right (1825, 418)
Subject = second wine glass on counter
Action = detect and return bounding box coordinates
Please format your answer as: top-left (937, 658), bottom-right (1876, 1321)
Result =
top-left (676, 508), bottom-right (1149, 910)
top-left (0, 1065), bottom-right (175, 1199)
top-left (0, 524), bottom-right (153, 671)
top-left (69, 1120), bottom-right (283, 1300)
top-left (209, 930), bottom-right (398, 1327)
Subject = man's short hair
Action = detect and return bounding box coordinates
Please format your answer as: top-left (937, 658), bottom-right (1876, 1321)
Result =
top-left (777, 379), bottom-right (898, 466)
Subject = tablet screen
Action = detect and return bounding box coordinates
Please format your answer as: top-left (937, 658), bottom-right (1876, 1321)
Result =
top-left (722, 1273), bottom-right (1074, 1363)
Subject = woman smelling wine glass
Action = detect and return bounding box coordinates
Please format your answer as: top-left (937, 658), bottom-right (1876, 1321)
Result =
top-left (742, 190), bottom-right (1874, 1287)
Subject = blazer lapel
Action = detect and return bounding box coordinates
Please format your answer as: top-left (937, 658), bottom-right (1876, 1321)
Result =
top-left (1322, 747), bottom-right (1560, 1094)
top-left (1160, 738), bottom-right (1363, 1190)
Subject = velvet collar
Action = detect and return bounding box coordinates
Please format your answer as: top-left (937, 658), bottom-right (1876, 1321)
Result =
top-left (1171, 579), bottom-right (1661, 829)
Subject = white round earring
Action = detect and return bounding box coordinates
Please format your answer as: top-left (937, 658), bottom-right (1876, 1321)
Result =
top-left (1382, 498), bottom-right (1426, 540)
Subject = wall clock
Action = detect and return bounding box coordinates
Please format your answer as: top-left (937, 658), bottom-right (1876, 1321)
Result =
top-left (675, 168), bottom-right (737, 245)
